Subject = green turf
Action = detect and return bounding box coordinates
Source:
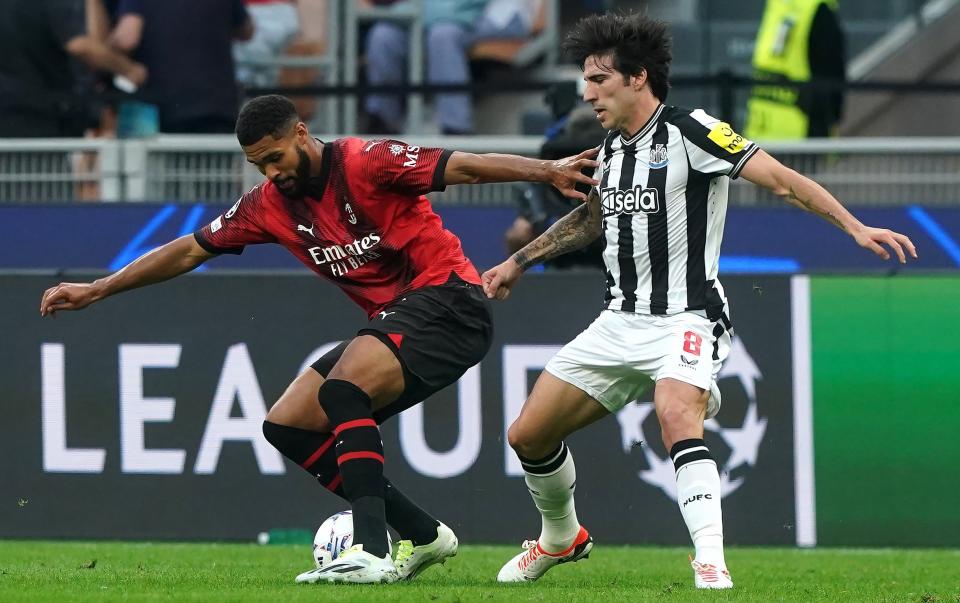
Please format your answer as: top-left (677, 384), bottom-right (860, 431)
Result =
top-left (0, 541), bottom-right (957, 602)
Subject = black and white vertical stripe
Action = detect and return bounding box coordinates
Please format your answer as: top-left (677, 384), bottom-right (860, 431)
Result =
top-left (600, 131), bottom-right (617, 306)
top-left (596, 104), bottom-right (758, 316)
top-left (645, 120), bottom-right (670, 314)
top-left (615, 139), bottom-right (639, 312)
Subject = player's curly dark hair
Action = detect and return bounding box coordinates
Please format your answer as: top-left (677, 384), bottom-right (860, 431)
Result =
top-left (235, 95), bottom-right (300, 146)
top-left (562, 12), bottom-right (672, 102)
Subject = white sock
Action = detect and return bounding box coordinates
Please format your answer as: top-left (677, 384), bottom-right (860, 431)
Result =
top-left (671, 439), bottom-right (726, 567)
top-left (520, 443), bottom-right (581, 553)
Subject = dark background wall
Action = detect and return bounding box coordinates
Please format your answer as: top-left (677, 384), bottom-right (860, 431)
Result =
top-left (2, 272), bottom-right (796, 544)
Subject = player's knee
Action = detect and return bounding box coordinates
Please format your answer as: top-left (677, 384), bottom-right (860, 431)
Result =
top-left (506, 420), bottom-right (528, 452)
top-left (507, 420), bottom-right (550, 459)
top-left (264, 395), bottom-right (298, 426)
top-left (317, 378), bottom-right (373, 426)
top-left (264, 400), bottom-right (283, 424)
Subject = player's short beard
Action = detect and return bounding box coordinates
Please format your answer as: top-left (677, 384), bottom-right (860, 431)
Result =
top-left (295, 146), bottom-right (312, 194)
top-left (277, 146), bottom-right (313, 199)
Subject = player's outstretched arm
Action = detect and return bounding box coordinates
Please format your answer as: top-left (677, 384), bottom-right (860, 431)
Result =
top-left (739, 150), bottom-right (918, 263)
top-left (40, 235), bottom-right (215, 317)
top-left (444, 148), bottom-right (600, 200)
top-left (482, 189), bottom-right (602, 300)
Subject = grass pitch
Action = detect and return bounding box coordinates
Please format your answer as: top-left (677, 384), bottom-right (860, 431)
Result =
top-left (0, 540), bottom-right (957, 602)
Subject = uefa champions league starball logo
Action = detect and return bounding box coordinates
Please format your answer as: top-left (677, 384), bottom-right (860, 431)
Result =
top-left (615, 336), bottom-right (768, 499)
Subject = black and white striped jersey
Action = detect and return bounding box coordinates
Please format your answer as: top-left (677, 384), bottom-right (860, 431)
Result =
top-left (594, 104), bottom-right (759, 318)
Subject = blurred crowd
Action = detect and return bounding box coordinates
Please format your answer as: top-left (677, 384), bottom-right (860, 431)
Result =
top-left (0, 0), bottom-right (846, 270)
top-left (0, 0), bottom-right (549, 139)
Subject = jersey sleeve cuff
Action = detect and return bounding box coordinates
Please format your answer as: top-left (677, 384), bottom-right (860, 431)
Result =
top-left (729, 143), bottom-right (760, 180)
top-left (193, 231), bottom-right (244, 255)
top-left (431, 149), bottom-right (454, 192)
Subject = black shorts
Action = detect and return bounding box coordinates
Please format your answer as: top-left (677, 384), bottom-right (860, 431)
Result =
top-left (311, 273), bottom-right (493, 423)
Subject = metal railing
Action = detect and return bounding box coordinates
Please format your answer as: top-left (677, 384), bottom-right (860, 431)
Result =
top-left (123, 136), bottom-right (259, 203)
top-left (1, 135), bottom-right (959, 206)
top-left (0, 138), bottom-right (122, 202)
top-left (730, 138), bottom-right (960, 206)
top-left (125, 135), bottom-right (541, 205)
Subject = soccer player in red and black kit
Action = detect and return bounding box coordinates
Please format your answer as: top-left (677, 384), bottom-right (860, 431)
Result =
top-left (39, 95), bottom-right (599, 584)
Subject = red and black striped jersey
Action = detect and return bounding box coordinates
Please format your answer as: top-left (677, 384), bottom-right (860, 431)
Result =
top-left (194, 137), bottom-right (480, 318)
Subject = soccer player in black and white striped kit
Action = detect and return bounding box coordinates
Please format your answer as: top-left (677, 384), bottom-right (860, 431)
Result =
top-left (482, 12), bottom-right (916, 589)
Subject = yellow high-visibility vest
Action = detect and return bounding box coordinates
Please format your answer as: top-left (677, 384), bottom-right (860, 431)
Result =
top-left (744, 0), bottom-right (838, 140)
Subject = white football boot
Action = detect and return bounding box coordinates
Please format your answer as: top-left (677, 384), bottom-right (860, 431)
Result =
top-left (497, 526), bottom-right (593, 583)
top-left (296, 544), bottom-right (398, 584)
top-left (690, 556), bottom-right (734, 589)
top-left (394, 521), bottom-right (459, 581)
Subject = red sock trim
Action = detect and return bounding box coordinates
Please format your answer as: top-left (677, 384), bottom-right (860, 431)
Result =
top-left (324, 474), bottom-right (343, 492)
top-left (337, 451), bottom-right (385, 465)
top-left (299, 434), bottom-right (336, 469)
top-left (333, 418), bottom-right (377, 435)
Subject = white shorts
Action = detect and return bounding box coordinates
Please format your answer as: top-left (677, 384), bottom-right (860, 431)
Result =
top-left (545, 310), bottom-right (731, 418)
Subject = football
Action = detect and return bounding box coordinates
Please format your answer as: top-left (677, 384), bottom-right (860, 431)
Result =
top-left (312, 510), bottom-right (392, 568)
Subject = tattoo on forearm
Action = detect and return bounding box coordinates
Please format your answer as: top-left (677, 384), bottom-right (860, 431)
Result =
top-left (787, 185), bottom-right (845, 230)
top-left (511, 192), bottom-right (602, 270)
top-left (512, 249), bottom-right (535, 271)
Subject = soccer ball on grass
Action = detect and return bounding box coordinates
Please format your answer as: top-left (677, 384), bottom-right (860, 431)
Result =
top-left (312, 510), bottom-right (393, 567)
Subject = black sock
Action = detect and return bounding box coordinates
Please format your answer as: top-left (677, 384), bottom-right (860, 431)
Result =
top-left (385, 479), bottom-right (440, 546)
top-left (319, 379), bottom-right (388, 558)
top-left (262, 421), bottom-right (344, 493)
top-left (262, 420), bottom-right (441, 545)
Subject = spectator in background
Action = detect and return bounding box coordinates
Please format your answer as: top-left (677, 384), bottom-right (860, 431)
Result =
top-left (744, 0), bottom-right (846, 140)
top-left (365, 0), bottom-right (536, 135)
top-left (505, 87), bottom-right (606, 271)
top-left (110, 0), bottom-right (253, 134)
top-left (0, 0), bottom-right (146, 137)
top-left (74, 0), bottom-right (124, 199)
top-left (234, 0), bottom-right (301, 88)
top-left (271, 0), bottom-right (332, 126)
top-left (80, 2), bottom-right (133, 134)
